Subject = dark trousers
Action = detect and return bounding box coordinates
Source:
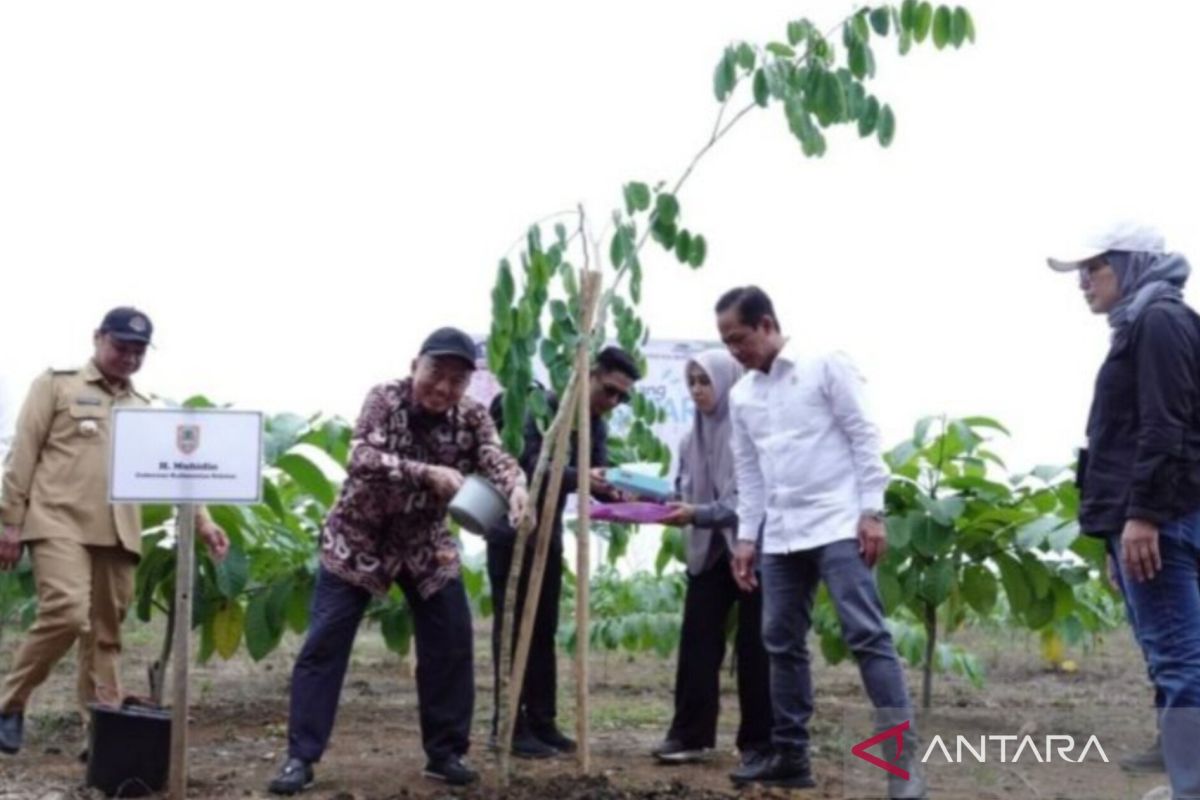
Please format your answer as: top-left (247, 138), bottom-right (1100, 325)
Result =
top-left (666, 560), bottom-right (773, 752)
top-left (486, 535), bottom-right (562, 736)
top-left (287, 566), bottom-right (474, 763)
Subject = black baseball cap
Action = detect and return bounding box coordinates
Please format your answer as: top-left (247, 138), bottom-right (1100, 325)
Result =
top-left (419, 327), bottom-right (477, 369)
top-left (99, 307), bottom-right (154, 344)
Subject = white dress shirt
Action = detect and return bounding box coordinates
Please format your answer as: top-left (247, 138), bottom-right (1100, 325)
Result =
top-left (730, 340), bottom-right (889, 553)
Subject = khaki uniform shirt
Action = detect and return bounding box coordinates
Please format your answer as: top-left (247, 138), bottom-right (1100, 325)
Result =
top-left (1, 360), bottom-right (149, 556)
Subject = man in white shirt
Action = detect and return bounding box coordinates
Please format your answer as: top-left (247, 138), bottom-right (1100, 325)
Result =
top-left (716, 286), bottom-right (922, 796)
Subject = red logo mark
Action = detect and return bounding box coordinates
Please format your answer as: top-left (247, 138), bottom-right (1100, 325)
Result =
top-left (851, 720), bottom-right (910, 780)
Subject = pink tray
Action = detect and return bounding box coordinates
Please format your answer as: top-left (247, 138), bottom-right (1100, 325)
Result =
top-left (588, 501), bottom-right (674, 524)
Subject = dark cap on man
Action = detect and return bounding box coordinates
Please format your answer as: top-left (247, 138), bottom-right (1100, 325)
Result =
top-left (99, 307), bottom-right (154, 344)
top-left (419, 327), bottom-right (477, 369)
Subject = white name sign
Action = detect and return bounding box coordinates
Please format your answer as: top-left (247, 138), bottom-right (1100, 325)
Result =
top-left (109, 408), bottom-right (264, 504)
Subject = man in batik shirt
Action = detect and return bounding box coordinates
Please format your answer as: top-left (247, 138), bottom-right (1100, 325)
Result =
top-left (268, 327), bottom-right (528, 794)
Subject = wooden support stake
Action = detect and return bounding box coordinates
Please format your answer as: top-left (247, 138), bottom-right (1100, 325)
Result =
top-left (574, 269), bottom-right (601, 773)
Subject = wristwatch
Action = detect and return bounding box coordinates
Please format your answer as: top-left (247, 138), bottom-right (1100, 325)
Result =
top-left (862, 509), bottom-right (886, 522)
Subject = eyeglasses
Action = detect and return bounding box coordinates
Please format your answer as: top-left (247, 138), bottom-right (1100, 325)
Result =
top-left (602, 383), bottom-right (631, 404)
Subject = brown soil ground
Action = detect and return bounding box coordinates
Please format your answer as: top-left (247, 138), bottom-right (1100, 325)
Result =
top-left (0, 617), bottom-right (1169, 800)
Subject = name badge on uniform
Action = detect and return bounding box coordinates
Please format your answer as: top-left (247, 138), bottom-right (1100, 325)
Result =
top-left (74, 396), bottom-right (104, 406)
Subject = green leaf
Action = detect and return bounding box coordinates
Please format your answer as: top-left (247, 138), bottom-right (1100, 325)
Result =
top-left (931, 496), bottom-right (965, 525)
top-left (961, 416), bottom-right (1011, 435)
top-left (920, 560), bottom-right (955, 605)
top-left (212, 600), bottom-right (244, 659)
top-left (815, 70), bottom-right (847, 126)
top-left (623, 181), bottom-right (651, 214)
top-left (1025, 591), bottom-right (1056, 629)
top-left (1016, 516), bottom-right (1059, 549)
top-left (876, 564), bottom-right (901, 610)
top-left (674, 229), bottom-right (692, 263)
top-left (753, 69), bottom-right (769, 107)
top-left (853, 13), bottom-right (870, 43)
top-left (914, 2), bottom-right (933, 42)
top-left (849, 42), bottom-right (868, 80)
top-left (961, 565), bottom-right (998, 615)
top-left (912, 515), bottom-right (954, 557)
top-left (820, 630), bottom-right (850, 664)
top-left (887, 513), bottom-right (913, 550)
top-left (286, 577), bottom-right (312, 634)
top-left (858, 95), bottom-right (880, 137)
top-left (713, 49), bottom-right (736, 102)
top-left (870, 7), bottom-right (890, 36)
top-left (1048, 521), bottom-right (1080, 553)
top-left (766, 42), bottom-right (796, 58)
top-left (787, 20), bottom-right (808, 46)
top-left (900, 0), bottom-right (917, 30)
top-left (610, 228), bottom-right (629, 269)
top-left (994, 552), bottom-right (1031, 613)
top-left (276, 452), bottom-right (335, 508)
top-left (214, 544), bottom-right (249, 598)
top-left (949, 6), bottom-right (966, 46)
top-left (380, 605), bottom-right (413, 656)
top-left (736, 42), bottom-right (755, 70)
top-left (899, 28), bottom-right (913, 55)
top-left (1021, 553), bottom-right (1052, 599)
top-left (955, 6), bottom-right (975, 44)
top-left (141, 504), bottom-right (172, 530)
top-left (877, 104), bottom-right (896, 147)
top-left (245, 590), bottom-right (284, 661)
top-left (932, 5), bottom-right (951, 49)
top-left (655, 192), bottom-right (680, 225)
top-left (687, 235), bottom-right (707, 268)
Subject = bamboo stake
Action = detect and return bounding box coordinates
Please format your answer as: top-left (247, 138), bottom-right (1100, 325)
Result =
top-left (574, 269), bottom-right (601, 772)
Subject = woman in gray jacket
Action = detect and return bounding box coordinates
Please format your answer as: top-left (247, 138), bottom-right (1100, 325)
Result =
top-left (651, 349), bottom-right (772, 772)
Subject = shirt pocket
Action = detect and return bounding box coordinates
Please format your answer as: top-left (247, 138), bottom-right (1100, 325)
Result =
top-left (67, 402), bottom-right (108, 442)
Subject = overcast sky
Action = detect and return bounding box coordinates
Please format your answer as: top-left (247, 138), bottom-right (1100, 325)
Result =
top-left (3, 0), bottom-right (1198, 475)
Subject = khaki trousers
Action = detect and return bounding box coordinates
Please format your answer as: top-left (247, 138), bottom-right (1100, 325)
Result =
top-left (0, 538), bottom-right (137, 715)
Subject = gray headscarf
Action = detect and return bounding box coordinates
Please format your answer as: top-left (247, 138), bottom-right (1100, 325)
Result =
top-left (1106, 250), bottom-right (1191, 333)
top-left (678, 349), bottom-right (743, 507)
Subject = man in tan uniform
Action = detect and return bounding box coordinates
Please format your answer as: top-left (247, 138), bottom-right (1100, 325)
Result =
top-left (0, 307), bottom-right (228, 755)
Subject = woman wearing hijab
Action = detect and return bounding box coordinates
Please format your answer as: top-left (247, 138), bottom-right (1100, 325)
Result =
top-left (650, 349), bottom-right (773, 773)
top-left (1049, 223), bottom-right (1200, 800)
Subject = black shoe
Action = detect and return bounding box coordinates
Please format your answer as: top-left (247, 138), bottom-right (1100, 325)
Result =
top-left (0, 712), bottom-right (23, 755)
top-left (267, 757), bottom-right (314, 795)
top-left (512, 730), bottom-right (557, 759)
top-left (728, 747), bottom-right (773, 782)
top-left (730, 748), bottom-right (815, 788)
top-left (1119, 735), bottom-right (1165, 774)
top-left (486, 730), bottom-right (557, 759)
top-left (423, 754), bottom-right (478, 786)
top-left (533, 726), bottom-right (577, 754)
top-left (651, 737), bottom-right (711, 764)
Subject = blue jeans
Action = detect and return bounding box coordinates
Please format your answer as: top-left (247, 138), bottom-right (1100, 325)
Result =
top-left (761, 538), bottom-right (922, 796)
top-left (1108, 511), bottom-right (1200, 800)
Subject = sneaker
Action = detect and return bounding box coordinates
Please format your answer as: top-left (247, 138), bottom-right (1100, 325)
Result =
top-left (728, 747), bottom-right (772, 783)
top-left (423, 754), bottom-right (479, 786)
top-left (730, 748), bottom-right (815, 788)
top-left (267, 757), bottom-right (314, 795)
top-left (1120, 735), bottom-right (1166, 774)
top-left (651, 737), bottom-right (711, 764)
top-left (0, 712), bottom-right (23, 755)
top-left (533, 726), bottom-right (577, 754)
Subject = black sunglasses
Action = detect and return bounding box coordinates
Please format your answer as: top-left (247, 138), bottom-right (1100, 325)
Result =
top-left (601, 383), bottom-right (631, 404)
